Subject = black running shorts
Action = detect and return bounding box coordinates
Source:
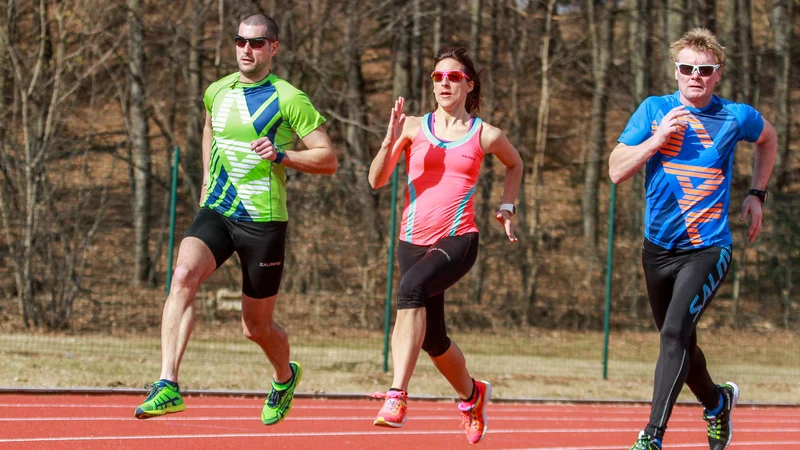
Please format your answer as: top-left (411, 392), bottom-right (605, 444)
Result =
top-left (185, 207), bottom-right (287, 298)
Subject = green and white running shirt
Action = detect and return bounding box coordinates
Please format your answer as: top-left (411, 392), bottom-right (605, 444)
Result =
top-left (201, 72), bottom-right (326, 222)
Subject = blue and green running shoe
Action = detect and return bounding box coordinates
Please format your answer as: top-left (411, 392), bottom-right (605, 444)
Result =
top-left (134, 379), bottom-right (186, 419)
top-left (704, 381), bottom-right (739, 450)
top-left (261, 361), bottom-right (302, 425)
top-left (630, 431), bottom-right (662, 450)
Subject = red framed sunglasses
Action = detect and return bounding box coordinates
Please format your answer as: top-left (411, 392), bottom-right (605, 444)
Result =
top-left (234, 35), bottom-right (275, 49)
top-left (431, 70), bottom-right (471, 83)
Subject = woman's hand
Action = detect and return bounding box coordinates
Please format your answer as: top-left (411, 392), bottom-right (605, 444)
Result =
top-left (384, 97), bottom-right (406, 146)
top-left (496, 210), bottom-right (518, 242)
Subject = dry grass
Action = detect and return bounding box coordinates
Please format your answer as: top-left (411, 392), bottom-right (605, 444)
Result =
top-left (1, 328), bottom-right (797, 405)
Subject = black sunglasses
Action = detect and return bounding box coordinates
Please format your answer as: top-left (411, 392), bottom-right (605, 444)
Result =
top-left (234, 35), bottom-right (275, 49)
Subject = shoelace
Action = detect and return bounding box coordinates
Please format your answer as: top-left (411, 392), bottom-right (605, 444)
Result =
top-left (144, 382), bottom-right (170, 401)
top-left (371, 392), bottom-right (406, 415)
top-left (384, 398), bottom-right (403, 414)
top-left (705, 413), bottom-right (727, 438)
top-left (267, 387), bottom-right (285, 408)
top-left (460, 406), bottom-right (481, 430)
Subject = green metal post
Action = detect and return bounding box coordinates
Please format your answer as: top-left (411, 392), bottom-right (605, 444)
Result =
top-left (165, 146), bottom-right (180, 295)
top-left (383, 167), bottom-right (399, 372)
top-left (602, 182), bottom-right (617, 380)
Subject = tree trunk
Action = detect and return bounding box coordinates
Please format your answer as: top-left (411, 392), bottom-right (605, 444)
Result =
top-left (663, 0), bottom-right (685, 91)
top-left (128, 0), bottom-right (152, 286)
top-left (433, 0), bottom-right (443, 54)
top-left (772, 0), bottom-right (793, 191)
top-left (277, 0), bottom-right (295, 81)
top-left (344, 0), bottom-right (378, 242)
top-left (467, 0), bottom-right (487, 305)
top-left (525, 0), bottom-right (557, 326)
top-left (184, 0), bottom-right (209, 201)
top-left (410, 0), bottom-right (423, 113)
top-left (719, 0), bottom-right (738, 99)
top-left (583, 0), bottom-right (615, 256)
top-left (736, 0), bottom-right (754, 103)
top-left (393, 0), bottom-right (411, 100)
top-left (469, 0), bottom-right (482, 62)
top-left (626, 0), bottom-right (652, 321)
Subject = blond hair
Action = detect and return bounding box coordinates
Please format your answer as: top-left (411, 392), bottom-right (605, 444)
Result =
top-left (670, 28), bottom-right (726, 66)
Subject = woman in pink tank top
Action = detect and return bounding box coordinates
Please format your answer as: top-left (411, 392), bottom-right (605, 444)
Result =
top-left (368, 47), bottom-right (523, 444)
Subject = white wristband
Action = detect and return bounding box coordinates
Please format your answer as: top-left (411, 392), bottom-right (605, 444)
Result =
top-left (499, 203), bottom-right (515, 216)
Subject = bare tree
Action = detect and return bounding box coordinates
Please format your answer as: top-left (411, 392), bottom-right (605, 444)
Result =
top-left (624, 0), bottom-right (653, 321)
top-left (736, 0), bottom-right (754, 103)
top-left (433, 0), bottom-right (444, 53)
top-left (583, 0), bottom-right (616, 256)
top-left (127, 0), bottom-right (152, 286)
top-left (469, 0), bottom-right (482, 61)
top-left (772, 0), bottom-right (793, 191)
top-left (524, 0), bottom-right (558, 325)
top-left (0, 0), bottom-right (115, 328)
top-left (393, 0), bottom-right (411, 101)
top-left (662, 0), bottom-right (686, 91)
top-left (184, 0), bottom-right (214, 201)
top-left (719, 0), bottom-right (737, 99)
top-left (411, 0), bottom-right (423, 113)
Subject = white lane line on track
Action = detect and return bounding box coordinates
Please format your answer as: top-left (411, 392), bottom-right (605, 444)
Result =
top-left (0, 416), bottom-right (798, 425)
top-left (514, 443), bottom-right (800, 450)
top-left (0, 403), bottom-right (794, 415)
top-left (1, 429), bottom-right (799, 445)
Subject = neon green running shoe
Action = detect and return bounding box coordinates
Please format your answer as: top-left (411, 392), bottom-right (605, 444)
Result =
top-left (261, 361), bottom-right (302, 425)
top-left (134, 380), bottom-right (186, 419)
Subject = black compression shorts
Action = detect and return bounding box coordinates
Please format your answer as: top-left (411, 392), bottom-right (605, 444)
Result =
top-left (185, 207), bottom-right (287, 298)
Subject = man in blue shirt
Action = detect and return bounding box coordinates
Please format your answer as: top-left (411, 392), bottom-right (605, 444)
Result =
top-left (609, 28), bottom-right (777, 450)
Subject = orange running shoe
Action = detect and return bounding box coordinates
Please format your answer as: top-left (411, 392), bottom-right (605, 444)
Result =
top-left (373, 389), bottom-right (408, 428)
top-left (458, 380), bottom-right (492, 444)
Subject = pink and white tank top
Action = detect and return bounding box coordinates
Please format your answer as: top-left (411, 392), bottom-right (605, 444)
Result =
top-left (400, 113), bottom-right (484, 245)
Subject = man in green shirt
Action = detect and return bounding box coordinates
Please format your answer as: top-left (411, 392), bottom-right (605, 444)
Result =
top-left (135, 13), bottom-right (337, 425)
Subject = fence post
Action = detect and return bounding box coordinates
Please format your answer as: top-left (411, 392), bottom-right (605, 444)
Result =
top-left (383, 167), bottom-right (399, 372)
top-left (603, 182), bottom-right (617, 380)
top-left (165, 146), bottom-right (180, 295)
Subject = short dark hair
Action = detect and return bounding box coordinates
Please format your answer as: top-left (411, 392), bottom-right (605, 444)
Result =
top-left (241, 13), bottom-right (279, 41)
top-left (433, 47), bottom-right (482, 114)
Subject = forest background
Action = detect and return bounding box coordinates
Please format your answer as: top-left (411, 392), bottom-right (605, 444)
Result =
top-left (0, 0), bottom-right (797, 401)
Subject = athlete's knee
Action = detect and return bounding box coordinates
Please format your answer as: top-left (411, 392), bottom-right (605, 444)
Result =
top-left (241, 317), bottom-right (273, 342)
top-left (422, 334), bottom-right (451, 357)
top-left (397, 277), bottom-right (426, 309)
top-left (170, 264), bottom-right (203, 293)
top-left (659, 322), bottom-right (691, 349)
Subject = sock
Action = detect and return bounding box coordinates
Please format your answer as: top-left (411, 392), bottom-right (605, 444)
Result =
top-left (159, 379), bottom-right (178, 389)
top-left (644, 425), bottom-right (665, 441)
top-left (274, 366), bottom-right (295, 389)
top-left (388, 388), bottom-right (407, 396)
top-left (707, 391), bottom-right (725, 416)
top-left (460, 380), bottom-right (477, 403)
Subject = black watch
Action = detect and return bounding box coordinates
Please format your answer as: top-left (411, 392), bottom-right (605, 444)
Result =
top-left (748, 188), bottom-right (768, 203)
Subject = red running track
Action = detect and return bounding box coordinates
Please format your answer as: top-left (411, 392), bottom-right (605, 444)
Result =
top-left (0, 394), bottom-right (798, 449)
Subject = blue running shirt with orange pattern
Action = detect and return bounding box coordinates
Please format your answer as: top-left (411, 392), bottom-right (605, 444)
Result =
top-left (617, 92), bottom-right (763, 250)
top-left (201, 72), bottom-right (326, 222)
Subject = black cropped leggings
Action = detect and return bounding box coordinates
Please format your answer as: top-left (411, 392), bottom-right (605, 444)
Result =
top-left (396, 232), bottom-right (479, 358)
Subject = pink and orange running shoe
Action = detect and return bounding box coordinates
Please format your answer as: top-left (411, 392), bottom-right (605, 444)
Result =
top-left (458, 380), bottom-right (492, 444)
top-left (373, 389), bottom-right (408, 428)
